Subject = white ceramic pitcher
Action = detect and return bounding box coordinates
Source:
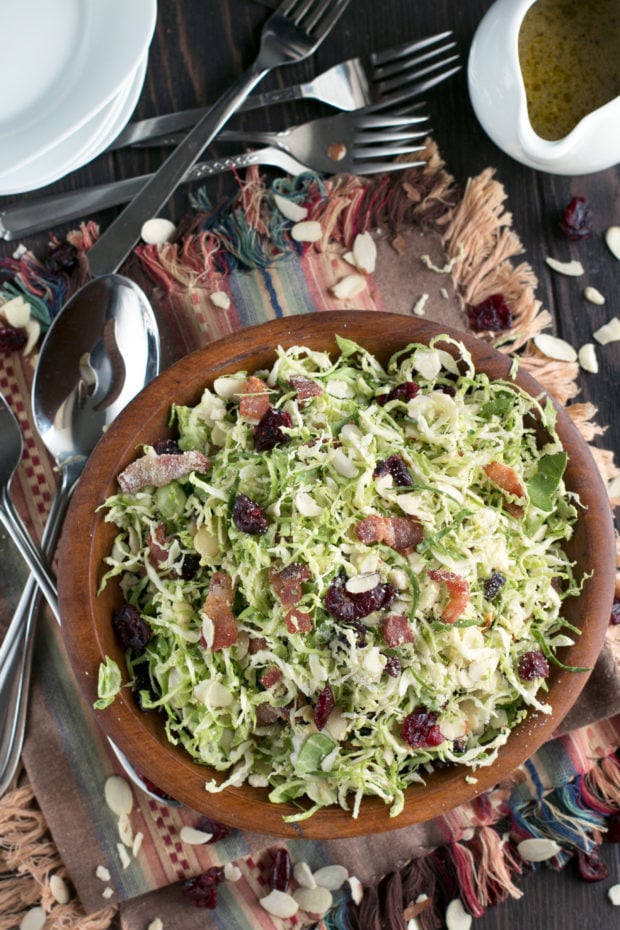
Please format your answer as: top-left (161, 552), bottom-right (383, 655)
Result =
top-left (467, 0), bottom-right (620, 175)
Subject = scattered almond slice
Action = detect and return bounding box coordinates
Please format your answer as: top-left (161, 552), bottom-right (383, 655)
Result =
top-left (210, 290), bottom-right (231, 310)
top-left (347, 875), bottom-right (364, 905)
top-left (445, 898), bottom-right (472, 930)
top-left (19, 907), bottom-right (46, 930)
top-left (259, 889), bottom-right (300, 918)
top-left (345, 572), bottom-right (381, 594)
top-left (605, 225), bottom-right (620, 260)
top-left (312, 864), bottom-right (349, 890)
top-left (141, 217), bottom-right (176, 245)
top-left (583, 286), bottom-right (605, 305)
top-left (578, 343), bottom-right (598, 373)
top-left (608, 883), bottom-right (620, 905)
top-left (118, 812), bottom-right (134, 847)
top-left (224, 862), bottom-right (242, 882)
top-left (102, 886), bottom-right (115, 899)
top-left (533, 333), bottom-right (578, 362)
top-left (544, 257), bottom-right (584, 276)
top-left (294, 860), bottom-right (317, 889)
top-left (291, 220), bottom-right (322, 243)
top-left (117, 842), bottom-right (132, 870)
top-left (352, 232), bottom-right (377, 275)
top-left (330, 273), bottom-right (367, 300)
top-left (293, 885), bottom-right (333, 917)
top-left (342, 250), bottom-right (356, 266)
top-left (593, 316), bottom-right (620, 345)
top-left (50, 873), bottom-right (71, 904)
top-left (104, 775), bottom-right (133, 816)
top-left (1, 295), bottom-right (30, 328)
top-left (132, 831), bottom-right (144, 858)
top-left (273, 193), bottom-right (308, 223)
top-left (179, 825), bottom-right (214, 845)
top-left (147, 919), bottom-right (164, 930)
top-left (95, 865), bottom-right (111, 882)
top-left (517, 837), bottom-right (561, 862)
top-left (23, 318), bottom-right (41, 355)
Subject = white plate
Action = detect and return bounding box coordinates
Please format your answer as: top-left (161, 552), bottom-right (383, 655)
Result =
top-left (0, 53), bottom-right (149, 196)
top-left (0, 0), bottom-right (156, 177)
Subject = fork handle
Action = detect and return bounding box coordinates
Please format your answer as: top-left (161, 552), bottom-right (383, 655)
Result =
top-left (0, 490), bottom-right (59, 621)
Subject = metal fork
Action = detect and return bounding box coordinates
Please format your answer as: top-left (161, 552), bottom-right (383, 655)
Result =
top-left (0, 105), bottom-right (429, 240)
top-left (109, 31), bottom-right (459, 150)
top-left (86, 0), bottom-right (352, 277)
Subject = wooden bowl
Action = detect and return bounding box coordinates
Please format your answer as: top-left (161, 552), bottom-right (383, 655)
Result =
top-left (58, 312), bottom-right (615, 838)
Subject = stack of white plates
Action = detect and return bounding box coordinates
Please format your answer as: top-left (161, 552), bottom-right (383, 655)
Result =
top-left (0, 0), bottom-right (157, 195)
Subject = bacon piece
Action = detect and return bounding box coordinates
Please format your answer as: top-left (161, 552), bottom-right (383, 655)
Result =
top-left (380, 614), bottom-right (414, 646)
top-left (355, 515), bottom-right (423, 553)
top-left (255, 703), bottom-right (289, 725)
top-left (260, 666), bottom-right (282, 689)
top-left (202, 572), bottom-right (238, 651)
top-left (249, 636), bottom-right (267, 654)
top-left (483, 461), bottom-right (526, 518)
top-left (284, 607), bottom-right (313, 634)
top-left (239, 376), bottom-right (271, 421)
top-left (269, 563), bottom-right (312, 608)
top-left (147, 522), bottom-right (169, 566)
top-left (427, 568), bottom-right (470, 624)
top-left (118, 450), bottom-right (210, 493)
top-left (289, 375), bottom-right (323, 399)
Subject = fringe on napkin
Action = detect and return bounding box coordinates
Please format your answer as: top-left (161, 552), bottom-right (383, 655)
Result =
top-left (0, 781), bottom-right (117, 930)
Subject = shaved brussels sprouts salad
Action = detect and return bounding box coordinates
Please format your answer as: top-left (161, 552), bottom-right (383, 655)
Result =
top-left (98, 335), bottom-right (582, 820)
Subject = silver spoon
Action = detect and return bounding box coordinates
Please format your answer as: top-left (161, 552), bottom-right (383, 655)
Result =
top-left (0, 274), bottom-right (162, 800)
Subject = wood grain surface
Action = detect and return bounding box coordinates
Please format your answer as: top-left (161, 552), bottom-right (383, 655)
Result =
top-left (1, 0), bottom-right (618, 924)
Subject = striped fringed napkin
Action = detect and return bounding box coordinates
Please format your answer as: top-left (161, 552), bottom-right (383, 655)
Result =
top-left (0, 142), bottom-right (619, 930)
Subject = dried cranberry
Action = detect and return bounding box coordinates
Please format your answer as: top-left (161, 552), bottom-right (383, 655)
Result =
top-left (576, 847), bottom-right (608, 882)
top-left (112, 603), bottom-right (150, 652)
top-left (184, 867), bottom-right (225, 908)
top-left (467, 294), bottom-right (513, 332)
top-left (517, 650), bottom-right (550, 681)
top-left (270, 848), bottom-right (292, 892)
top-left (373, 454), bottom-right (413, 487)
top-left (314, 685), bottom-right (335, 730)
top-left (232, 494), bottom-right (268, 535)
top-left (376, 381), bottom-right (419, 406)
top-left (195, 816), bottom-right (231, 843)
top-left (384, 656), bottom-right (401, 677)
top-left (178, 553), bottom-right (201, 580)
top-left (483, 572), bottom-right (506, 600)
top-left (324, 573), bottom-right (397, 623)
top-left (253, 407), bottom-right (293, 452)
top-left (610, 597), bottom-right (620, 626)
top-left (559, 196), bottom-right (593, 241)
top-left (153, 438), bottom-right (181, 455)
top-left (45, 241), bottom-right (79, 274)
top-left (402, 708), bottom-right (445, 748)
top-left (0, 326), bottom-right (27, 353)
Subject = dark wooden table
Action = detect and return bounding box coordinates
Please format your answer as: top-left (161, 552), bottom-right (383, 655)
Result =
top-left (1, 2), bottom-right (618, 927)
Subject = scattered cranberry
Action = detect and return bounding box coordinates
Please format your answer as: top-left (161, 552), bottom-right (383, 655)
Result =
top-left (45, 241), bottom-right (79, 274)
top-left (0, 326), bottom-right (27, 353)
top-left (178, 552), bottom-right (201, 580)
top-left (314, 685), bottom-right (335, 730)
top-left (518, 650), bottom-right (550, 681)
top-left (324, 573), bottom-right (396, 623)
top-left (184, 867), bottom-right (225, 908)
top-left (376, 381), bottom-right (419, 406)
top-left (483, 572), bottom-right (506, 600)
top-left (373, 454), bottom-right (413, 487)
top-left (153, 438), bottom-right (181, 455)
top-left (195, 815), bottom-right (231, 843)
top-left (559, 196), bottom-right (593, 241)
top-left (467, 294), bottom-right (513, 332)
top-left (270, 848), bottom-right (293, 892)
top-left (402, 708), bottom-right (445, 749)
top-left (384, 656), bottom-right (401, 677)
top-left (576, 847), bottom-right (608, 882)
top-left (112, 603), bottom-right (150, 652)
top-left (253, 407), bottom-right (293, 452)
top-left (232, 494), bottom-right (268, 535)
top-left (610, 597), bottom-right (620, 626)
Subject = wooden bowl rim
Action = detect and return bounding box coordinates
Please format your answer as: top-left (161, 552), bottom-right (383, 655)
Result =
top-left (58, 311), bottom-right (616, 838)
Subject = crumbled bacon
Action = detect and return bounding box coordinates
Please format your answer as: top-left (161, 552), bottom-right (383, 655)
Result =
top-left (355, 514), bottom-right (423, 553)
top-left (202, 572), bottom-right (238, 651)
top-left (249, 636), bottom-right (267, 654)
top-left (483, 461), bottom-right (526, 518)
top-left (118, 450), bottom-right (210, 493)
top-left (239, 376), bottom-right (271, 421)
top-left (427, 568), bottom-right (470, 624)
top-left (260, 666), bottom-right (282, 689)
top-left (284, 607), bottom-right (313, 634)
top-left (146, 522), bottom-right (170, 566)
top-left (380, 614), bottom-right (414, 646)
top-left (269, 563), bottom-right (312, 608)
top-left (255, 703), bottom-right (289, 725)
top-left (289, 375), bottom-right (323, 399)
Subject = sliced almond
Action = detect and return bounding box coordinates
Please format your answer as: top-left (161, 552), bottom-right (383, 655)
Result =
top-left (605, 225), bottom-right (620, 261)
top-left (445, 898), bottom-right (472, 930)
top-left (352, 231), bottom-right (377, 275)
top-left (583, 285), bottom-right (605, 305)
top-left (293, 885), bottom-right (333, 916)
top-left (117, 842), bottom-right (132, 870)
top-left (578, 343), bottom-right (598, 373)
top-left (20, 907), bottom-right (47, 930)
top-left (132, 831), bottom-right (144, 858)
top-left (224, 862), bottom-right (242, 882)
top-left (608, 883), bottom-right (620, 905)
top-left (274, 193), bottom-right (308, 223)
top-left (293, 860), bottom-right (317, 889)
top-left (342, 250), bottom-right (356, 266)
top-left (347, 875), bottom-right (364, 905)
top-left (291, 220), bottom-right (322, 243)
top-left (141, 217), bottom-right (176, 245)
top-left (544, 257), bottom-right (584, 276)
top-left (147, 920), bottom-right (164, 930)
top-left (23, 318), bottom-right (41, 356)
top-left (517, 837), bottom-right (561, 862)
top-left (179, 825), bottom-right (214, 845)
top-left (330, 273), bottom-right (367, 300)
top-left (533, 333), bottom-right (577, 362)
top-left (102, 886), bottom-right (115, 899)
top-left (213, 374), bottom-right (246, 400)
top-left (345, 572), bottom-right (381, 594)
top-left (210, 290), bottom-right (231, 310)
top-left (104, 775), bottom-right (133, 816)
top-left (49, 873), bottom-right (70, 904)
top-left (312, 864), bottom-right (349, 890)
top-left (96, 865), bottom-right (111, 882)
top-left (259, 889), bottom-right (300, 918)
top-left (118, 812), bottom-right (134, 847)
top-left (295, 490), bottom-right (323, 517)
top-left (593, 316), bottom-right (620, 345)
top-left (1, 295), bottom-right (30, 328)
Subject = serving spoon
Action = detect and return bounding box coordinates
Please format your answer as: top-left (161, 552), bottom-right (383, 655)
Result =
top-left (0, 274), bottom-right (161, 798)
